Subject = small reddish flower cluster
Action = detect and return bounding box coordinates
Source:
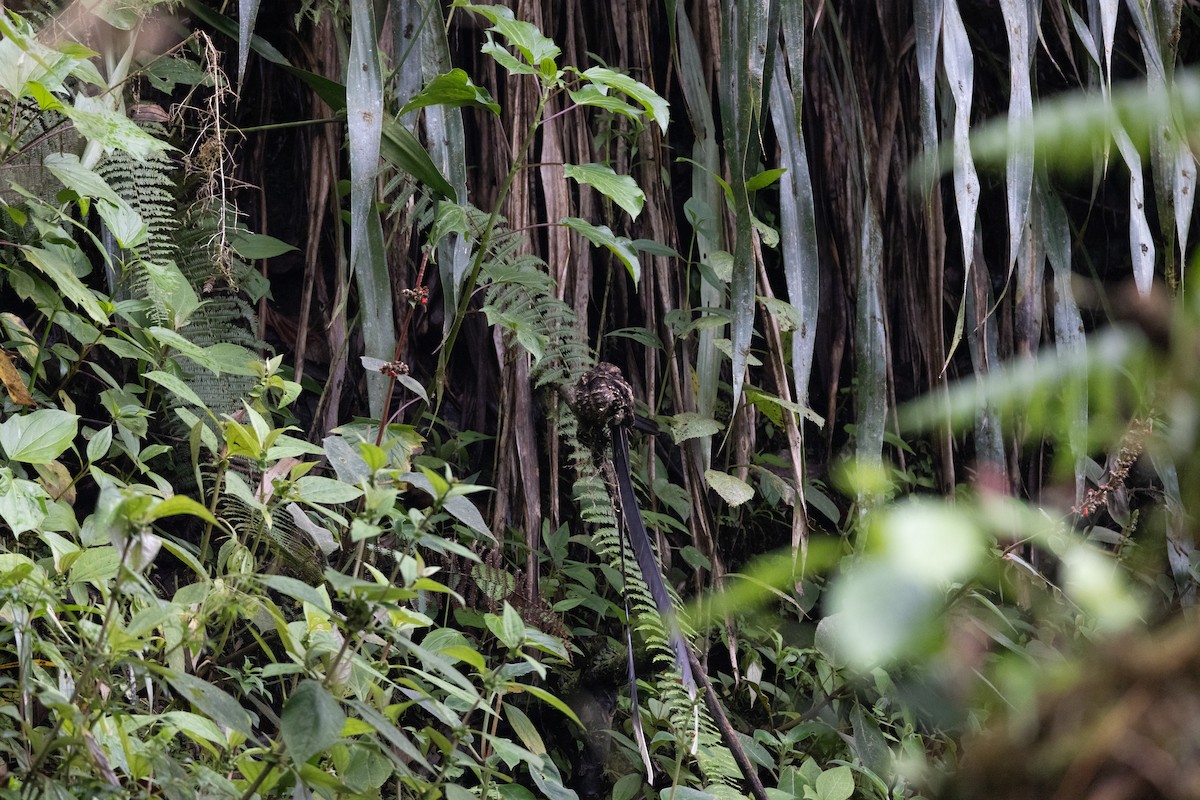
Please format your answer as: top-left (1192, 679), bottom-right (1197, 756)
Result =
top-left (378, 360), bottom-right (409, 378)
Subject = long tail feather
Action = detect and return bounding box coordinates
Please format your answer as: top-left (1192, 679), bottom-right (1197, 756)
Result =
top-left (612, 424), bottom-right (697, 699)
top-left (616, 503), bottom-right (657, 777)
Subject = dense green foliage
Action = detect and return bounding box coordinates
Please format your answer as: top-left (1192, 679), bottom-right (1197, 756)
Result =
top-left (1, 2), bottom-right (1199, 800)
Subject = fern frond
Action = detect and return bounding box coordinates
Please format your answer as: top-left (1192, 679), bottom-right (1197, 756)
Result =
top-left (97, 126), bottom-right (179, 312)
top-left (171, 200), bottom-right (264, 415)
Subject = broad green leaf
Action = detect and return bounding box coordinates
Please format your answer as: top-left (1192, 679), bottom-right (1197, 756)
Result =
top-left (444, 493), bottom-right (492, 539)
top-left (399, 68), bottom-right (500, 116)
top-left (612, 774), bottom-right (644, 800)
top-left (43, 152), bottom-right (124, 205)
top-left (850, 705), bottom-right (893, 783)
top-left (86, 426), bottom-right (113, 463)
top-left (145, 495), bottom-right (217, 525)
top-left (63, 95), bottom-right (173, 159)
top-left (562, 163), bottom-right (644, 219)
top-left (97, 198), bottom-right (149, 249)
top-left (153, 667), bottom-right (253, 736)
top-left (323, 434), bottom-right (370, 485)
top-left (504, 702), bottom-right (546, 755)
top-left (581, 66), bottom-right (669, 133)
top-left (456, 3), bottom-right (561, 73)
top-left (704, 469), bottom-right (754, 507)
top-left (501, 602), bottom-right (524, 647)
top-left (146, 326), bottom-right (212, 367)
top-left (260, 574), bottom-right (333, 614)
top-left (68, 545), bottom-right (117, 587)
top-left (656, 789), bottom-right (713, 800)
top-left (513, 684), bottom-right (583, 728)
top-left (667, 412), bottom-right (723, 444)
top-left (397, 373), bottom-right (429, 403)
top-left (140, 260), bottom-right (200, 329)
top-left (560, 217), bottom-right (639, 284)
top-left (155, 711), bottom-right (227, 747)
top-left (567, 84), bottom-right (642, 117)
top-left (0, 468), bottom-right (49, 535)
top-left (230, 232), bottom-right (298, 259)
top-left (295, 476), bottom-right (364, 505)
top-left (745, 167), bottom-right (787, 192)
top-left (814, 766), bottom-right (854, 800)
top-left (143, 370), bottom-right (208, 410)
top-left (344, 699), bottom-right (434, 772)
top-left (0, 552), bottom-right (43, 590)
top-left (0, 409), bottom-right (78, 464)
top-left (529, 754), bottom-right (578, 800)
top-left (22, 246), bottom-right (109, 324)
top-left (745, 386), bottom-right (823, 428)
top-left (203, 343), bottom-right (261, 376)
top-left (485, 602), bottom-right (525, 650)
top-left (282, 679), bottom-right (345, 765)
top-left (158, 536), bottom-right (208, 579)
top-left (0, 14), bottom-right (97, 98)
top-left (381, 119), bottom-right (456, 199)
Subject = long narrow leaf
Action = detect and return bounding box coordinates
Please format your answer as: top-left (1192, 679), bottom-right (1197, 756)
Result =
top-left (1147, 453), bottom-right (1197, 607)
top-left (965, 228), bottom-right (1006, 470)
top-left (768, 53), bottom-right (818, 412)
top-left (999, 0), bottom-right (1037, 274)
top-left (1113, 123), bottom-right (1155, 295)
top-left (347, 0), bottom-right (393, 418)
top-left (942, 0), bottom-right (980, 362)
top-left (854, 196), bottom-right (886, 467)
top-left (1090, 0), bottom-right (1119, 86)
top-left (1006, 0), bottom-right (1043, 358)
top-left (915, 0), bottom-right (944, 161)
top-left (236, 0), bottom-right (260, 85)
top-left (1037, 177), bottom-right (1087, 501)
top-left (675, 1), bottom-right (722, 469)
top-left (1126, 0), bottom-right (1194, 288)
top-left (724, 0), bottom-right (778, 410)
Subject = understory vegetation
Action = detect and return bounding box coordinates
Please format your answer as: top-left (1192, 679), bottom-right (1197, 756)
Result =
top-left (1, 1), bottom-right (1199, 799)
